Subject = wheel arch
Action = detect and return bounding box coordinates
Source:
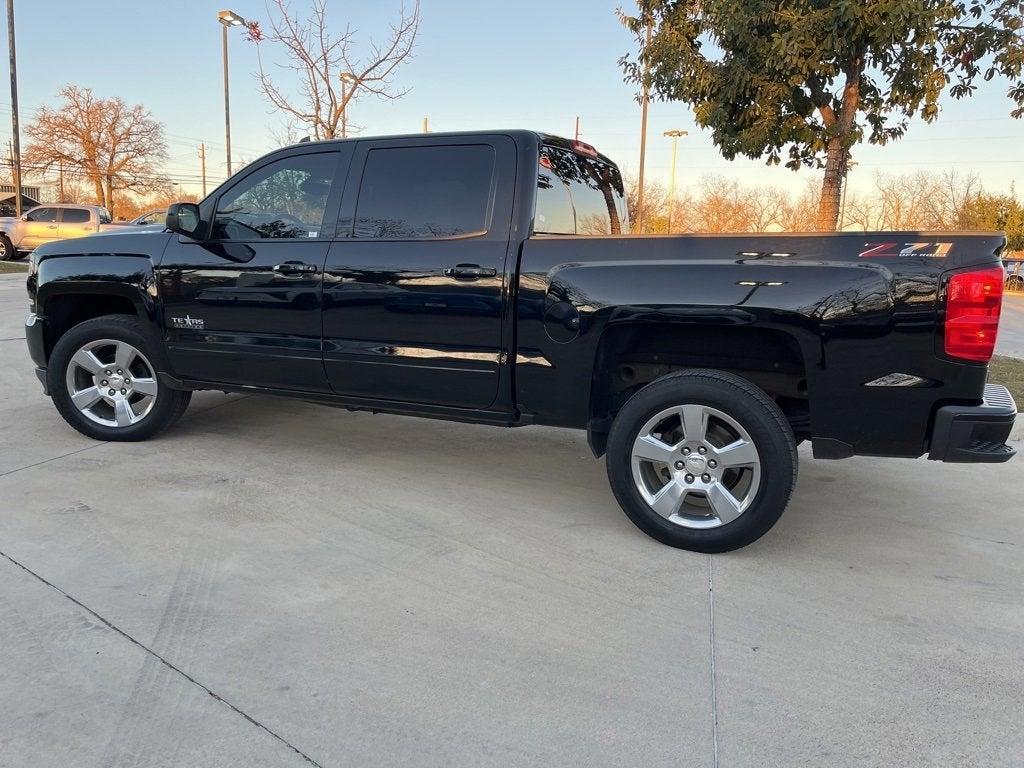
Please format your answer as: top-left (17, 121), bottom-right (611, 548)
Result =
top-left (37, 282), bottom-right (156, 363)
top-left (587, 319), bottom-right (811, 456)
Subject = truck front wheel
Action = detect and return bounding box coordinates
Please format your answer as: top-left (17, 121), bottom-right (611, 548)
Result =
top-left (606, 369), bottom-right (797, 553)
top-left (47, 315), bottom-right (191, 441)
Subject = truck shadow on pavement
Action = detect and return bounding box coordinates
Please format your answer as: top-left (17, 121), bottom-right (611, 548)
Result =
top-left (160, 392), bottom-right (1022, 557)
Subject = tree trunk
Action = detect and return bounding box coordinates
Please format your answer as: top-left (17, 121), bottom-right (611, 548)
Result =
top-left (91, 175), bottom-right (105, 210)
top-left (105, 176), bottom-right (114, 218)
top-left (599, 168), bottom-right (622, 234)
top-left (816, 137), bottom-right (846, 231)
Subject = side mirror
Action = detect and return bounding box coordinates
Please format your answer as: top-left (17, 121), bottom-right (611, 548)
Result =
top-left (166, 202), bottom-right (202, 238)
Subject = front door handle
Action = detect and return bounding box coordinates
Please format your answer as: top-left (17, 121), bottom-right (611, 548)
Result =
top-left (273, 261), bottom-right (318, 274)
top-left (444, 264), bottom-right (496, 280)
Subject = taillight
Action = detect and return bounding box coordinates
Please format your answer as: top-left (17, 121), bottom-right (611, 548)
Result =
top-left (944, 266), bottom-right (1004, 362)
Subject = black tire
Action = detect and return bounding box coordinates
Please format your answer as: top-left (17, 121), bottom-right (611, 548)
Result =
top-left (0, 234), bottom-right (15, 261)
top-left (606, 369), bottom-right (797, 553)
top-left (47, 314), bottom-right (191, 442)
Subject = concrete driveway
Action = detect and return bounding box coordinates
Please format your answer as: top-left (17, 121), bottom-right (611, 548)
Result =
top-left (1, 271), bottom-right (1022, 767)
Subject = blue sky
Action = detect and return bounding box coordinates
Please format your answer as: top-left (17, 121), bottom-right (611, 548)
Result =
top-left (4, 0), bottom-right (1022, 198)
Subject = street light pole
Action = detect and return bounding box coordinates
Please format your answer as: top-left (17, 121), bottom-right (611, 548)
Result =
top-left (6, 0), bottom-right (23, 217)
top-left (218, 10), bottom-right (246, 176)
top-left (663, 129), bottom-right (688, 233)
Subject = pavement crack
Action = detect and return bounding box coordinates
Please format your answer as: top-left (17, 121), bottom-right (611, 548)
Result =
top-left (0, 394), bottom-right (253, 479)
top-left (0, 549), bottom-right (324, 768)
top-left (0, 442), bottom-right (109, 478)
top-left (708, 554), bottom-right (720, 768)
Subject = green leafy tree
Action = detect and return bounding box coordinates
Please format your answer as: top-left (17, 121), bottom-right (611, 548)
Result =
top-left (962, 189), bottom-right (1024, 248)
top-left (621, 1), bottom-right (1024, 231)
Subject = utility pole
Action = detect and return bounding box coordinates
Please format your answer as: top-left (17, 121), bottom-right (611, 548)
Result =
top-left (574, 116), bottom-right (580, 141)
top-left (7, 0), bottom-right (23, 217)
top-left (58, 158), bottom-right (64, 201)
top-left (635, 19), bottom-right (653, 234)
top-left (663, 129), bottom-right (687, 233)
top-left (198, 143), bottom-right (207, 197)
top-left (422, 116), bottom-right (429, 133)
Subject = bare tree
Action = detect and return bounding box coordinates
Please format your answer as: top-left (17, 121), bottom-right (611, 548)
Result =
top-left (748, 186), bottom-right (791, 232)
top-left (928, 171), bottom-right (982, 230)
top-left (628, 168), bottom-right (1014, 235)
top-left (779, 178), bottom-right (822, 232)
top-left (250, 0), bottom-right (421, 140)
top-left (874, 171), bottom-right (942, 230)
top-left (117, 190), bottom-right (201, 222)
top-left (626, 176), bottom-right (670, 233)
top-left (25, 86), bottom-right (170, 217)
top-left (843, 188), bottom-right (885, 231)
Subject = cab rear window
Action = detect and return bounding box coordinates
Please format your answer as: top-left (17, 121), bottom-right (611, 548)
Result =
top-left (534, 145), bottom-right (628, 235)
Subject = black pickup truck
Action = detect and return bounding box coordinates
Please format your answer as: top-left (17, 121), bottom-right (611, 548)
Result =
top-left (24, 130), bottom-right (1017, 552)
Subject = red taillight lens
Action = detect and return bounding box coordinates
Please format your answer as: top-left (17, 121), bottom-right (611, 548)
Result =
top-left (944, 266), bottom-right (1004, 362)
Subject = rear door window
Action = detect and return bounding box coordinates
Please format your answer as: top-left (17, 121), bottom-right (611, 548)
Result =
top-left (350, 145), bottom-right (495, 239)
top-left (61, 208), bottom-right (91, 223)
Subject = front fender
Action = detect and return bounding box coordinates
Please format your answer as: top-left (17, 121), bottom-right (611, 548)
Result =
top-left (36, 254), bottom-right (160, 325)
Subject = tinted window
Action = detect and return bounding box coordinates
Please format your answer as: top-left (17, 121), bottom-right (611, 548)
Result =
top-left (27, 207), bottom-right (57, 222)
top-left (351, 145), bottom-right (494, 239)
top-left (535, 161), bottom-right (576, 234)
top-left (62, 208), bottom-right (91, 223)
top-left (214, 152), bottom-right (336, 240)
top-left (534, 146), bottom-right (627, 235)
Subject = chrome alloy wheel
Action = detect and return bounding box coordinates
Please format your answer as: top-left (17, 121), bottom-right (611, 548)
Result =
top-left (64, 338), bottom-right (159, 427)
top-left (631, 404), bottom-right (761, 529)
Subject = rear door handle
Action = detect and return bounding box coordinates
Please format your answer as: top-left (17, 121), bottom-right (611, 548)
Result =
top-left (444, 264), bottom-right (496, 280)
top-left (273, 262), bottom-right (318, 274)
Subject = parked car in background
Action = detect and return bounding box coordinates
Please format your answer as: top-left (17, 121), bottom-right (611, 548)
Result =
top-left (129, 209), bottom-right (168, 227)
top-left (0, 204), bottom-right (129, 260)
top-left (1005, 258), bottom-right (1023, 292)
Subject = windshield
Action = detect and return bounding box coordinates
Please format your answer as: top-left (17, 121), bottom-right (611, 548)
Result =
top-left (534, 145), bottom-right (628, 235)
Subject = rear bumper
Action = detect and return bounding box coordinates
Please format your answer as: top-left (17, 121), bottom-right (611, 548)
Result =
top-left (927, 384), bottom-right (1017, 463)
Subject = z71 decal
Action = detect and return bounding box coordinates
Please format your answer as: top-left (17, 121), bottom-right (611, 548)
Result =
top-left (858, 242), bottom-right (953, 259)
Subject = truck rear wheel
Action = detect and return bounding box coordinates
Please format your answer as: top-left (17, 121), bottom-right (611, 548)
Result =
top-left (47, 315), bottom-right (191, 441)
top-left (606, 369), bottom-right (797, 553)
